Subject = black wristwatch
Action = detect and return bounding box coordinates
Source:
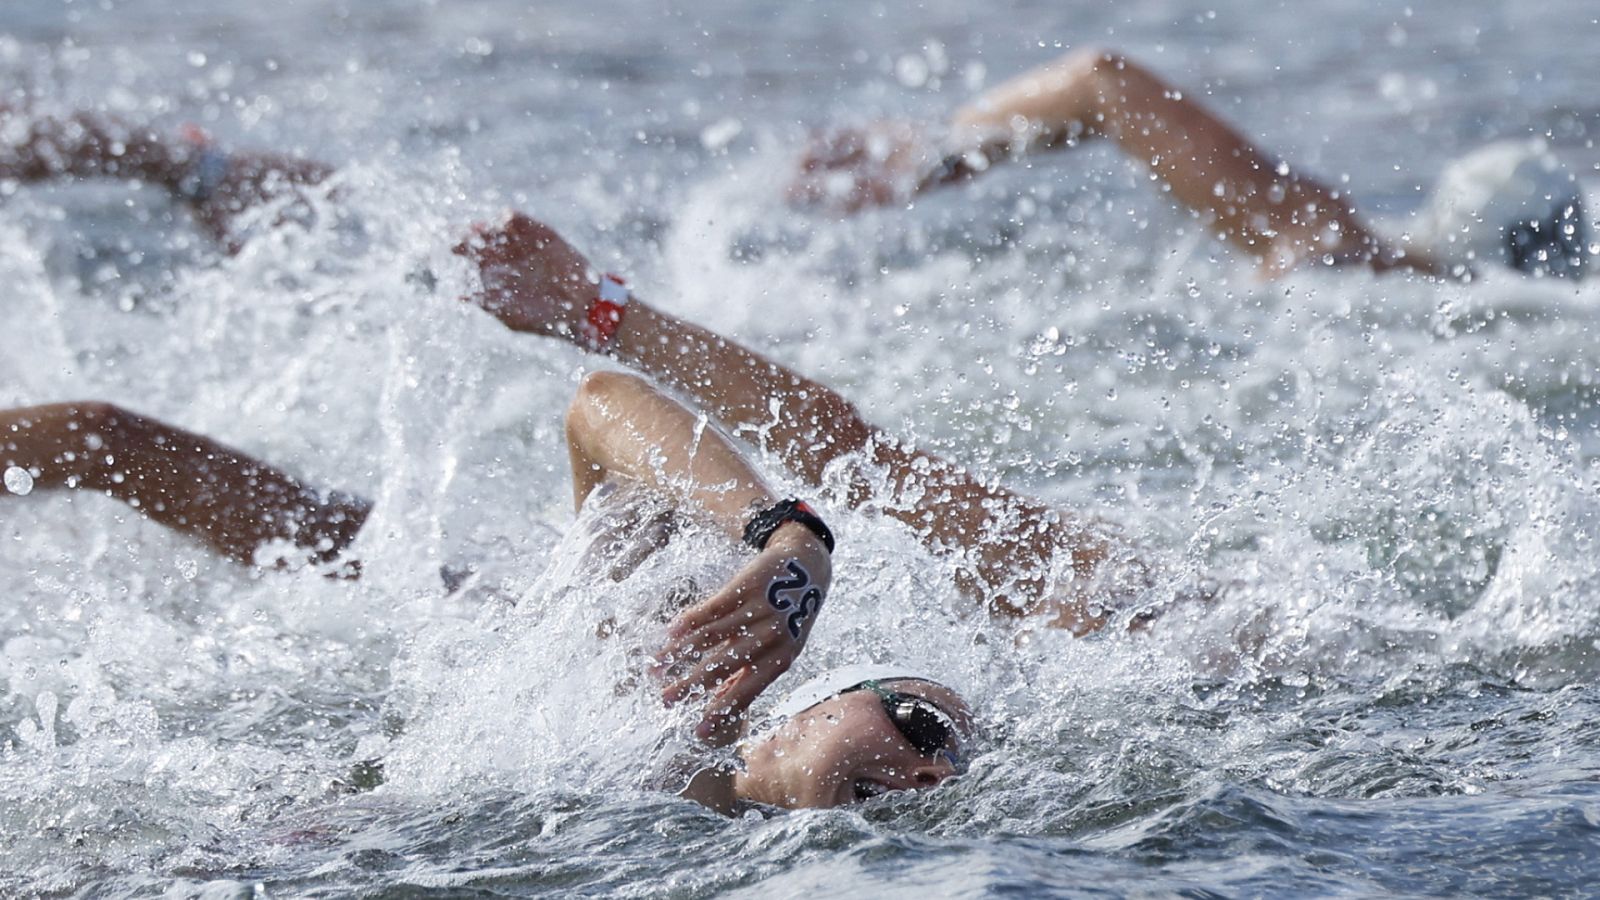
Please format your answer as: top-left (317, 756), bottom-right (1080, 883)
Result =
top-left (742, 498), bottom-right (835, 555)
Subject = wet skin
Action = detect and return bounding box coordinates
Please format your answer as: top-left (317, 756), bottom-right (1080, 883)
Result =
top-left (737, 679), bottom-right (973, 809)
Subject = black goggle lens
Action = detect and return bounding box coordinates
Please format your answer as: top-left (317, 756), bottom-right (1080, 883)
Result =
top-left (881, 693), bottom-right (954, 755)
top-left (1506, 198), bottom-right (1588, 279)
top-left (847, 681), bottom-right (961, 759)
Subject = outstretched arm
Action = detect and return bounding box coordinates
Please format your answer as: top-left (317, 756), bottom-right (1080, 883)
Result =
top-left (1, 402), bottom-right (368, 568)
top-left (564, 370), bottom-right (833, 747)
top-left (460, 215), bottom-right (1133, 632)
top-left (792, 48), bottom-right (1443, 277)
top-left (945, 48), bottom-right (1422, 274)
top-left (0, 103), bottom-right (331, 246)
top-left (0, 106), bottom-right (190, 188)
top-left (610, 294), bottom-right (1129, 631)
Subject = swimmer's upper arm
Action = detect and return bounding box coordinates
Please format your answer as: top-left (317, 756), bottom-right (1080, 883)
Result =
top-left (562, 369), bottom-right (786, 541)
top-left (866, 440), bottom-right (1133, 630)
top-left (0, 401), bottom-right (369, 569)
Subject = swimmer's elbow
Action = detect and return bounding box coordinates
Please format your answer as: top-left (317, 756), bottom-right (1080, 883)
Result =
top-left (573, 370), bottom-right (650, 404)
top-left (1058, 47), bottom-right (1134, 112)
top-left (567, 371), bottom-right (650, 429)
top-left (54, 400), bottom-right (137, 431)
top-left (1061, 46), bottom-right (1125, 74)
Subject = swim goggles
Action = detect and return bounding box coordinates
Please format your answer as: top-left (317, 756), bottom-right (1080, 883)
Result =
top-left (847, 680), bottom-right (965, 769)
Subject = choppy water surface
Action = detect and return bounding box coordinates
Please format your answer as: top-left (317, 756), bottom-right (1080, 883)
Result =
top-left (3, 0), bottom-right (1600, 895)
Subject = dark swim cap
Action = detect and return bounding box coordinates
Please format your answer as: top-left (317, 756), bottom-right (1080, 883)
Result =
top-left (1416, 140), bottom-right (1588, 279)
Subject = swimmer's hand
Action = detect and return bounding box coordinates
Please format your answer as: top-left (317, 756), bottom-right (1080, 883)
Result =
top-left (174, 129), bottom-right (333, 253)
top-left (453, 212), bottom-right (594, 339)
top-left (656, 523), bottom-right (832, 746)
top-left (787, 123), bottom-right (932, 213)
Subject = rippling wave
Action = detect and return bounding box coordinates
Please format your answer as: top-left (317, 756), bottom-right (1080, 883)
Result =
top-left (3, 0), bottom-right (1599, 895)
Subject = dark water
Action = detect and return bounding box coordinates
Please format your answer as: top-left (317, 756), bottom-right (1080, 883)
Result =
top-left (2, 0), bottom-right (1599, 896)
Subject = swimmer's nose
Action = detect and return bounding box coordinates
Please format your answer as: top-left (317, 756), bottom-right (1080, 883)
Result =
top-left (911, 754), bottom-right (959, 788)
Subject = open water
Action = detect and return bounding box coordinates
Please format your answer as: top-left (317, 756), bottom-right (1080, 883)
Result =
top-left (2, 0), bottom-right (1599, 896)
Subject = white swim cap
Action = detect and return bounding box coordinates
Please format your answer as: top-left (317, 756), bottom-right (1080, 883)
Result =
top-left (766, 664), bottom-right (943, 723)
top-left (1413, 139), bottom-right (1588, 279)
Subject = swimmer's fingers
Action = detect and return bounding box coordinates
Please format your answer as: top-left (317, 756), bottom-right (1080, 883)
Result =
top-left (658, 603), bottom-right (765, 662)
top-left (450, 224), bottom-right (489, 260)
top-left (664, 585), bottom-right (746, 641)
top-left (802, 127), bottom-right (866, 168)
top-left (654, 602), bottom-right (781, 709)
top-left (659, 577), bottom-right (792, 684)
top-left (694, 645), bottom-right (799, 744)
top-left (184, 151), bottom-right (336, 251)
top-left (664, 541), bottom-right (828, 709)
top-left (789, 122), bottom-right (930, 212)
top-left (695, 667), bottom-right (755, 745)
top-left (453, 210), bottom-right (559, 263)
top-left (452, 216), bottom-right (516, 263)
top-left (660, 624), bottom-right (784, 706)
top-left (666, 551), bottom-right (795, 640)
top-left (449, 213), bottom-right (595, 338)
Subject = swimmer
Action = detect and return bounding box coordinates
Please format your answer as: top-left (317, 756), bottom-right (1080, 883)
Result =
top-left (2, 108), bottom-right (1176, 632)
top-left (0, 377), bottom-right (968, 812)
top-left (789, 48), bottom-right (1588, 281)
top-left (725, 663), bottom-right (972, 810)
top-left (0, 102), bottom-right (330, 250)
top-left (457, 213), bottom-right (1167, 635)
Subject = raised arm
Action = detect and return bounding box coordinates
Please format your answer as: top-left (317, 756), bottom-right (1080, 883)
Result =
top-left (791, 48), bottom-right (1443, 277)
top-left (947, 48), bottom-right (1407, 274)
top-left (1, 402), bottom-right (368, 569)
top-left (0, 104), bottom-right (190, 189)
top-left (459, 215), bottom-right (1135, 632)
top-left (610, 297), bottom-right (1130, 631)
top-left (0, 103), bottom-right (331, 246)
top-left (564, 370), bottom-right (833, 747)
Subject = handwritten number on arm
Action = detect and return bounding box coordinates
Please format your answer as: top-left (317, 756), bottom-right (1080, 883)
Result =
top-left (766, 560), bottom-right (823, 640)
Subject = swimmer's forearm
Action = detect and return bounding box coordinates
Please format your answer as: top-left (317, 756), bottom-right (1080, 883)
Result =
top-left (566, 371), bottom-right (832, 746)
top-left (604, 302), bottom-right (1139, 631)
top-left (610, 301), bottom-right (877, 489)
top-left (0, 402), bottom-right (368, 566)
top-left (0, 108), bottom-right (192, 192)
top-left (470, 216), bottom-right (1123, 625)
top-left (950, 50), bottom-right (1278, 200)
top-left (606, 302), bottom-right (1090, 599)
top-left (947, 49), bottom-right (1380, 271)
top-left (564, 371), bottom-right (791, 542)
top-left (948, 51), bottom-right (1107, 154)
top-left (609, 303), bottom-right (1024, 538)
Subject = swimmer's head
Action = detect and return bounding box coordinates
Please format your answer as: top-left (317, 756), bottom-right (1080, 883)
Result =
top-left (1414, 139), bottom-right (1588, 279)
top-left (735, 664), bottom-right (973, 808)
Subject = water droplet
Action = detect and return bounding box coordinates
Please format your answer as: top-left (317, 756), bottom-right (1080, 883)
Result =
top-left (4, 466), bottom-right (33, 495)
top-left (895, 54), bottom-right (930, 88)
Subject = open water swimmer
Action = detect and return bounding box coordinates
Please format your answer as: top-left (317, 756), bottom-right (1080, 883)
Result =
top-left (3, 2), bottom-right (1599, 894)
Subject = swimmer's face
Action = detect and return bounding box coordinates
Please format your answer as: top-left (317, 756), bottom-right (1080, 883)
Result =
top-left (736, 679), bottom-right (972, 809)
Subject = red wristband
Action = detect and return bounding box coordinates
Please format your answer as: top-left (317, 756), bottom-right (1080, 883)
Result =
top-left (581, 274), bottom-right (630, 351)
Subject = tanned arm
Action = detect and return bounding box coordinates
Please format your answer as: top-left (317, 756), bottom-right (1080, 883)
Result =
top-left (1, 402), bottom-right (368, 568)
top-left (564, 370), bottom-right (833, 754)
top-left (790, 48), bottom-right (1443, 277)
top-left (460, 214), bottom-right (1131, 632)
top-left (0, 103), bottom-right (331, 246)
top-left (944, 48), bottom-right (1422, 274)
